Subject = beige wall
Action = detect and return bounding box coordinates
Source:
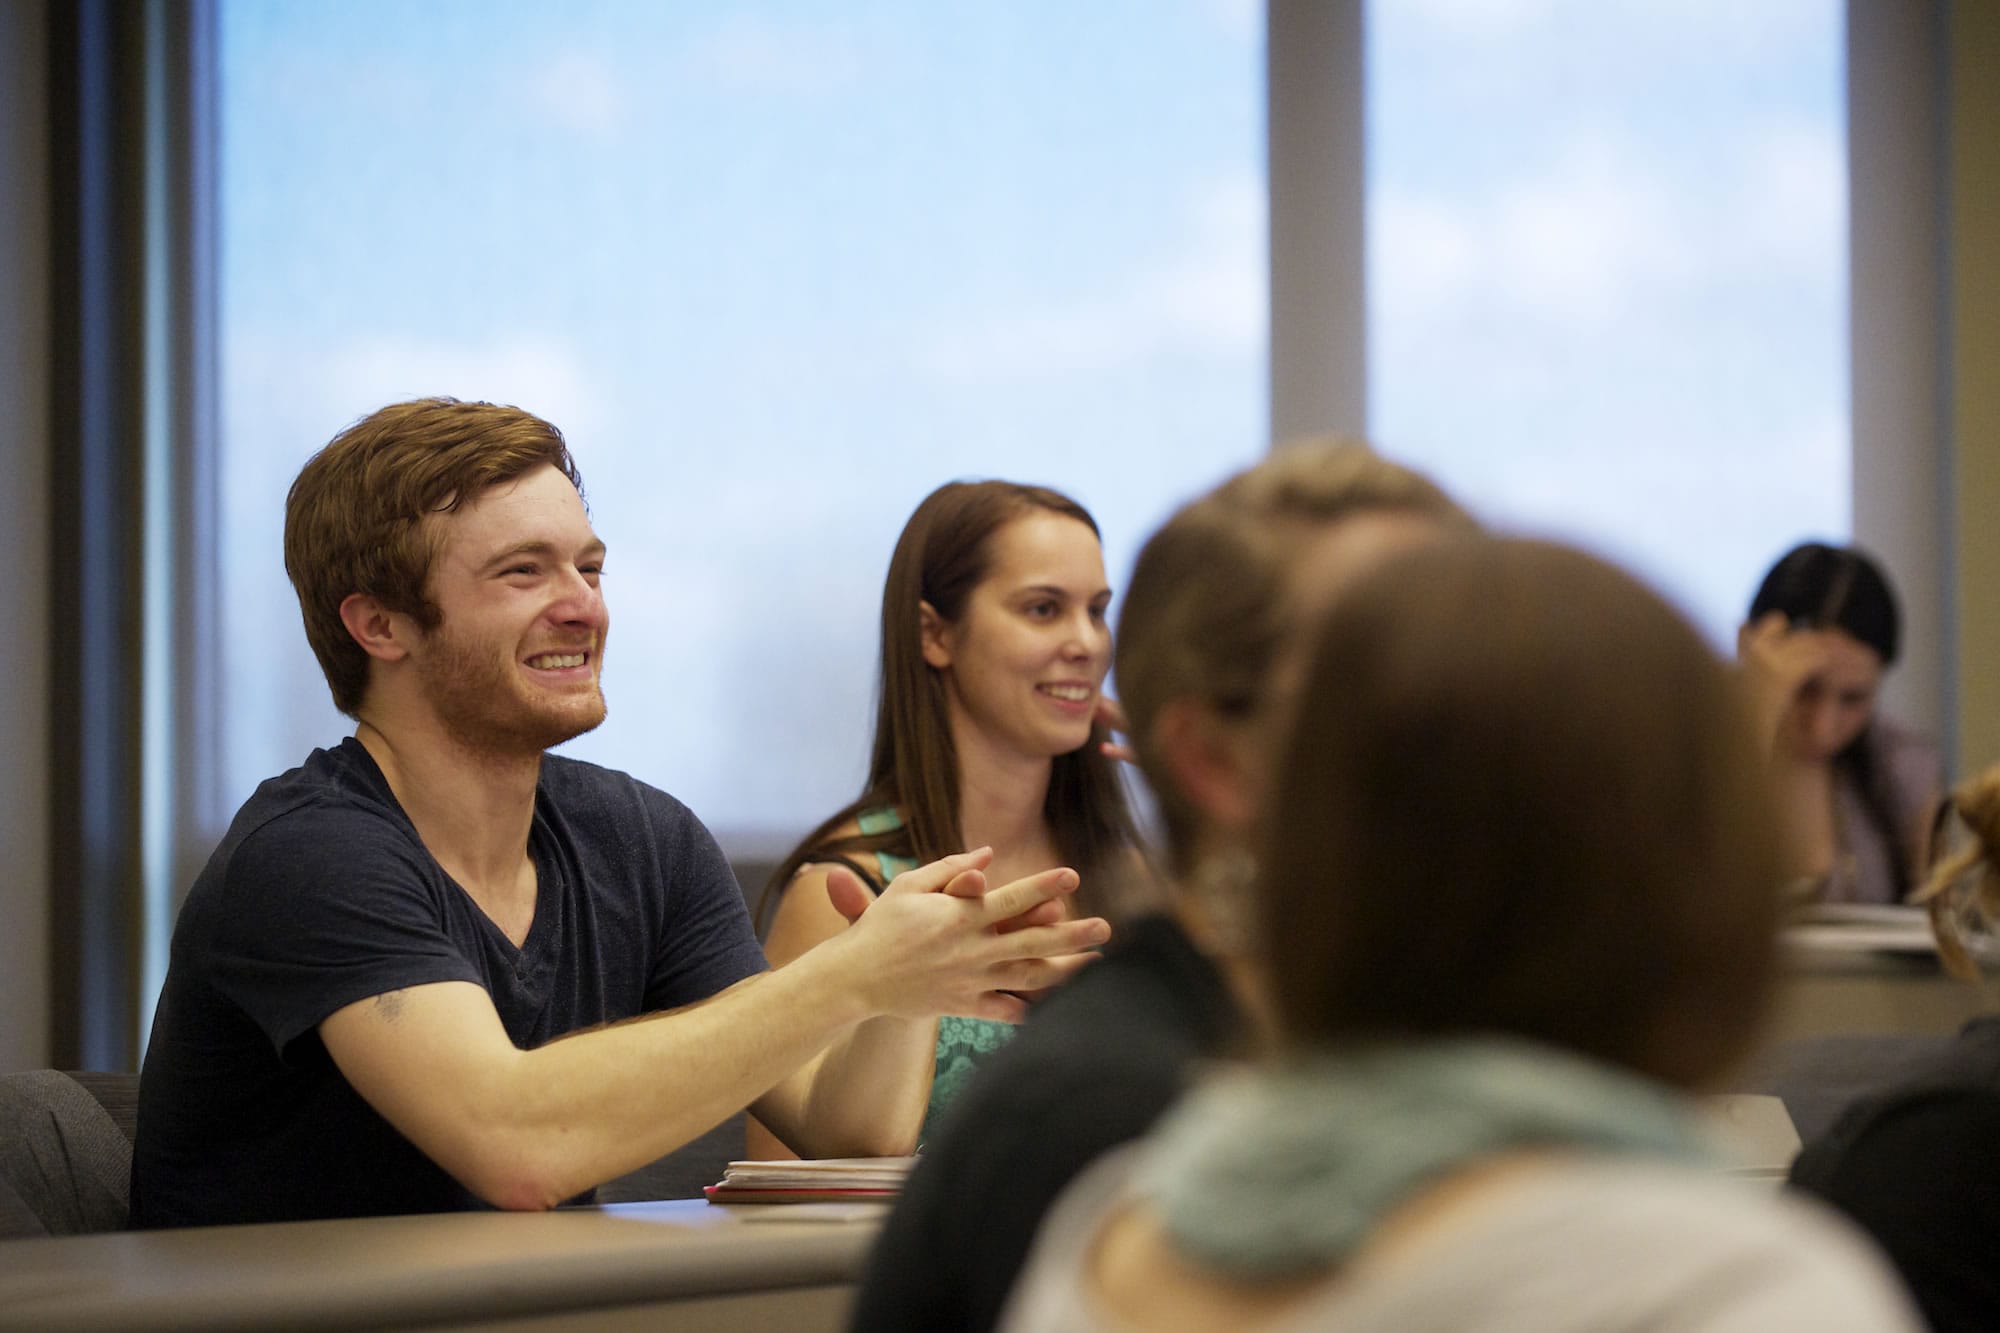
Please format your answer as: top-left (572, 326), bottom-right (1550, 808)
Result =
top-left (1949, 3), bottom-right (2000, 779)
top-left (1, 0), bottom-right (52, 1073)
top-left (1849, 0), bottom-right (1948, 756)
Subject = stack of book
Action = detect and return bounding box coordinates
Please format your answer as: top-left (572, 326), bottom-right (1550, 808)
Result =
top-left (703, 1156), bottom-right (916, 1204)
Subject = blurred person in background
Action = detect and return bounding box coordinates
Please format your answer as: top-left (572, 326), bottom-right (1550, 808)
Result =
top-left (1739, 542), bottom-right (1941, 905)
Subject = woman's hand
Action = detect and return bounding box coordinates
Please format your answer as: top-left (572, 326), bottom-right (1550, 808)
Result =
top-left (1738, 612), bottom-right (1835, 756)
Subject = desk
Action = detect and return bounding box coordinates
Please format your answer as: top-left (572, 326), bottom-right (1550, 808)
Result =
top-left (0, 1199), bottom-right (884, 1331)
top-left (1771, 926), bottom-right (2000, 1041)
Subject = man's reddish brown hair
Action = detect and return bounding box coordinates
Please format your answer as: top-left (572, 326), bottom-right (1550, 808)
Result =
top-left (283, 397), bottom-right (583, 716)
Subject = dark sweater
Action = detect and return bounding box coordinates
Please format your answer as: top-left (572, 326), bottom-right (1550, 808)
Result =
top-left (849, 912), bottom-right (1243, 1332)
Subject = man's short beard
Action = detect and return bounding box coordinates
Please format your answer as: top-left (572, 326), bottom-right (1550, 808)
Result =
top-left (416, 626), bottom-right (607, 757)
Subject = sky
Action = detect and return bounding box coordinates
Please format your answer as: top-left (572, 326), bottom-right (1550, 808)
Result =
top-left (1368, 0), bottom-right (1846, 629)
top-left (217, 0), bottom-right (1843, 842)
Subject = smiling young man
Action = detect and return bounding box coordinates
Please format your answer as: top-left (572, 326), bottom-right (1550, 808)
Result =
top-left (130, 398), bottom-right (1109, 1228)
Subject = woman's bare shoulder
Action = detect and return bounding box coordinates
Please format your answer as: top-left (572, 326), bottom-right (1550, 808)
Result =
top-left (764, 820), bottom-right (885, 966)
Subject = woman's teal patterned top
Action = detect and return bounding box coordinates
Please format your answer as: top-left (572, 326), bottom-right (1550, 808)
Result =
top-left (857, 807), bottom-right (1017, 1142)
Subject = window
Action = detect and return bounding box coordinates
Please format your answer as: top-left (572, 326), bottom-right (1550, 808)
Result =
top-left (1367, 0), bottom-right (1847, 645)
top-left (217, 1), bottom-right (1265, 847)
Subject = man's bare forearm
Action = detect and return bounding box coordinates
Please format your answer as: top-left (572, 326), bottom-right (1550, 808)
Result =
top-left (325, 939), bottom-right (881, 1210)
top-left (324, 853), bottom-right (1105, 1209)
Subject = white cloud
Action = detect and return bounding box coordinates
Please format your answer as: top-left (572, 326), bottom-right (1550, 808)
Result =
top-left (914, 174), bottom-right (1267, 384)
top-left (1394, 0), bottom-right (1829, 47)
top-left (1487, 141), bottom-right (1688, 324)
top-left (1369, 189), bottom-right (1479, 323)
top-left (1152, 176), bottom-right (1267, 344)
top-left (1202, 0), bottom-right (1262, 44)
top-left (688, 14), bottom-right (866, 96)
top-left (1374, 120), bottom-right (1843, 338)
top-left (314, 334), bottom-right (606, 450)
top-left (1373, 138), bottom-right (1685, 331)
top-left (1393, 0), bottom-right (1562, 39)
top-left (529, 51), bottom-right (626, 137)
top-left (1732, 119), bottom-right (1846, 281)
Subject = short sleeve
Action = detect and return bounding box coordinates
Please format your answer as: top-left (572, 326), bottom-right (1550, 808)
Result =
top-left (632, 786), bottom-right (767, 1012)
top-left (205, 804), bottom-right (483, 1057)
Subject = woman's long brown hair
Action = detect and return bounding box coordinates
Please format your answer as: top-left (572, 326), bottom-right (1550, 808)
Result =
top-left (755, 480), bottom-right (1141, 931)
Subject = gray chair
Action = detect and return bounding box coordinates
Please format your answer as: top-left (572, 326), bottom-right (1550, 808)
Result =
top-left (0, 1076), bottom-right (743, 1233)
top-left (0, 1069), bottom-right (139, 1239)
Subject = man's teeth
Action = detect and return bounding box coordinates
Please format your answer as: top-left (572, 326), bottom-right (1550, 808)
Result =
top-left (528, 653), bottom-right (586, 670)
top-left (1039, 685), bottom-right (1091, 701)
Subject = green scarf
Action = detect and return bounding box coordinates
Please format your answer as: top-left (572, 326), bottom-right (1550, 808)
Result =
top-left (1136, 1038), bottom-right (1717, 1278)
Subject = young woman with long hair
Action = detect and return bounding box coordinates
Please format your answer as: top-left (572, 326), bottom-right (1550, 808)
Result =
top-left (747, 479), bottom-right (1141, 1157)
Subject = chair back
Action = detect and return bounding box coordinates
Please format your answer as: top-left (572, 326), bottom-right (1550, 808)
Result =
top-left (0, 1069), bottom-right (139, 1238)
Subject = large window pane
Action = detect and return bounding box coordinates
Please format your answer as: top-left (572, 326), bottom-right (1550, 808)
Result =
top-left (218, 2), bottom-right (1264, 847)
top-left (1367, 0), bottom-right (1846, 644)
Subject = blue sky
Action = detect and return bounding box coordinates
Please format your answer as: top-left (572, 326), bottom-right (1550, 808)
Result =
top-left (217, 0), bottom-right (1843, 840)
top-left (218, 0), bottom-right (1265, 837)
top-left (1368, 0), bottom-right (1846, 634)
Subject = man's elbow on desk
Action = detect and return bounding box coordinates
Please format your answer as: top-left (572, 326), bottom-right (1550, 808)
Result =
top-left (459, 1153), bottom-right (583, 1213)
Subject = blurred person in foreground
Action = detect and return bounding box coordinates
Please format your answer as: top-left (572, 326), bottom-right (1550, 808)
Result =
top-left (998, 537), bottom-right (1918, 1331)
top-left (849, 439), bottom-right (1470, 1331)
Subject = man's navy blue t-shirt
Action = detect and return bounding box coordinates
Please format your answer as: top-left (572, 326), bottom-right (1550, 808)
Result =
top-left (130, 738), bottom-right (767, 1228)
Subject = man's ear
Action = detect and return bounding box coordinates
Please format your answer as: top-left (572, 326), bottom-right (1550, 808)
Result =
top-left (338, 593), bottom-right (415, 664)
top-left (919, 600), bottom-right (952, 671)
top-left (1153, 698), bottom-right (1260, 833)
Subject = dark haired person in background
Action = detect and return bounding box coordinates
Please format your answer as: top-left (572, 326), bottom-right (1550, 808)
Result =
top-left (1739, 541), bottom-right (1941, 904)
top-left (748, 479), bottom-right (1141, 1156)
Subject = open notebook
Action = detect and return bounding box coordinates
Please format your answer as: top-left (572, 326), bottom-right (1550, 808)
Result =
top-left (704, 1156), bottom-right (917, 1204)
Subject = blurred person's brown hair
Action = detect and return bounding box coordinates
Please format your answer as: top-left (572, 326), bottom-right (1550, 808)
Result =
top-left (1114, 437), bottom-right (1470, 876)
top-left (1260, 537), bottom-right (1786, 1089)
